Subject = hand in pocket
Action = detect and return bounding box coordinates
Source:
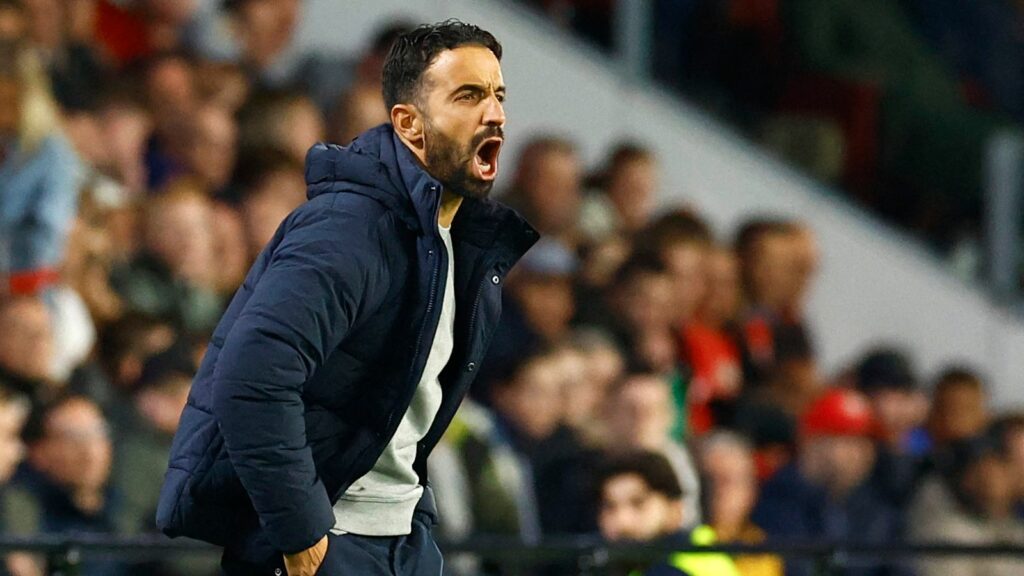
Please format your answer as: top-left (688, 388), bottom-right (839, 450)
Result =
top-left (283, 535), bottom-right (329, 576)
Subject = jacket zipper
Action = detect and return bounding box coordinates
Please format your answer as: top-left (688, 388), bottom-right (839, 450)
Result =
top-left (386, 241), bottom-right (442, 432)
top-left (416, 259), bottom-right (495, 458)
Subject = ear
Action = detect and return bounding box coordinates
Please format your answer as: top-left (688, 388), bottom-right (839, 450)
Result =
top-left (391, 103), bottom-right (425, 151)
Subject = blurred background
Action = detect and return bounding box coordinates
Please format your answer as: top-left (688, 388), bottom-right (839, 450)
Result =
top-left (1, 0), bottom-right (1024, 575)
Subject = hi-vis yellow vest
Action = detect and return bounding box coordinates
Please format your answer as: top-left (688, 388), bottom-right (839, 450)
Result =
top-left (630, 525), bottom-right (742, 576)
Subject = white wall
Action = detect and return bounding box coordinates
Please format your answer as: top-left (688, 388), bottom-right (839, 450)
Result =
top-left (298, 0), bottom-right (1024, 403)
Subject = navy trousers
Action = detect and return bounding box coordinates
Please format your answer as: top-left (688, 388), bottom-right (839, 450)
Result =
top-left (221, 491), bottom-right (443, 576)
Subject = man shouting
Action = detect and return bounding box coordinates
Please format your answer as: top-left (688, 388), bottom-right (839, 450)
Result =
top-left (157, 20), bottom-right (536, 576)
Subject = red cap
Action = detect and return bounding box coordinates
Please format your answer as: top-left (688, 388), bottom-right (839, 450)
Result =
top-left (801, 388), bottom-right (875, 438)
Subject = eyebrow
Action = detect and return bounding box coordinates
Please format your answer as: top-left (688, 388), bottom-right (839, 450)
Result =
top-left (451, 83), bottom-right (507, 97)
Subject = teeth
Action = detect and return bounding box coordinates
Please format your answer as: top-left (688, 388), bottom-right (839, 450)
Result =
top-left (480, 161), bottom-right (491, 171)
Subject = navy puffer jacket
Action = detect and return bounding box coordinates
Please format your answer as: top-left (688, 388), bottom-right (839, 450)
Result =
top-left (156, 125), bottom-right (537, 563)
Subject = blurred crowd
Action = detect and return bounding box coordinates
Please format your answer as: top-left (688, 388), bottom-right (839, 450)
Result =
top-left (528, 0), bottom-right (1024, 279)
top-left (1, 1), bottom-right (1023, 576)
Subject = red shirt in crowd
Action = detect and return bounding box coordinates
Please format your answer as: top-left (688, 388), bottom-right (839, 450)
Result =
top-left (681, 322), bottom-right (742, 434)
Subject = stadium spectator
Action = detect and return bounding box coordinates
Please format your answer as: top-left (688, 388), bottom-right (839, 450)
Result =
top-left (0, 39), bottom-right (83, 296)
top-left (140, 52), bottom-right (198, 182)
top-left (222, 0), bottom-right (303, 87)
top-left (857, 349), bottom-right (929, 454)
top-left (595, 254), bottom-right (677, 374)
top-left (143, 51), bottom-right (197, 122)
top-left (735, 218), bottom-right (800, 387)
top-left (737, 221), bottom-right (822, 415)
top-left (108, 344), bottom-right (216, 575)
top-left (5, 394), bottom-right (119, 576)
top-left (209, 201), bottom-right (249, 296)
top-left (733, 401), bottom-right (798, 482)
top-left (683, 245), bottom-right (743, 433)
top-left (636, 210), bottom-right (713, 329)
top-left (110, 344), bottom-right (192, 535)
top-left (908, 435), bottom-right (1024, 576)
top-left (635, 210), bottom-right (739, 432)
top-left (429, 399), bottom-right (538, 543)
top-left (109, 179), bottom-right (222, 335)
top-left (927, 367), bottom-right (991, 451)
top-left (753, 388), bottom-right (904, 576)
top-left (991, 413), bottom-right (1024, 519)
top-left (580, 142), bottom-right (659, 244)
top-left (96, 313), bottom-right (176, 393)
top-left (236, 89), bottom-right (324, 163)
top-left (330, 78), bottom-right (388, 147)
top-left (62, 181), bottom-right (129, 327)
top-left (205, 0), bottom-right (356, 115)
top-left (84, 90), bottom-right (153, 198)
top-left (328, 22), bottom-right (411, 145)
top-left (0, 296), bottom-right (57, 406)
top-left (13, 0), bottom-right (107, 112)
top-left (491, 351), bottom-right (595, 535)
top-left (596, 450), bottom-right (739, 576)
top-left (184, 104), bottom-right (237, 193)
top-left (192, 59), bottom-right (251, 114)
top-left (760, 323), bottom-right (823, 418)
top-left (563, 330), bottom-right (624, 445)
top-left (482, 239), bottom-right (578, 399)
top-left (698, 431), bottom-right (784, 576)
top-left (503, 136), bottom-right (583, 248)
top-left (229, 146), bottom-right (306, 257)
top-left (604, 374), bottom-right (701, 529)
top-left (856, 348), bottom-right (930, 509)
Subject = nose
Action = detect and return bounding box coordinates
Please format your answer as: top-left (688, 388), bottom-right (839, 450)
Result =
top-left (483, 94), bottom-right (505, 127)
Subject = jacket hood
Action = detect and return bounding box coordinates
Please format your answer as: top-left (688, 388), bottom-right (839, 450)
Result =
top-left (304, 124), bottom-right (538, 258)
top-left (304, 124), bottom-right (440, 234)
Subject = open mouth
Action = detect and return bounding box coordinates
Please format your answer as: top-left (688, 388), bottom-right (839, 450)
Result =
top-left (473, 137), bottom-right (502, 181)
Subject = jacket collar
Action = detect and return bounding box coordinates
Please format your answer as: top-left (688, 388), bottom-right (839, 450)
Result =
top-left (305, 124), bottom-right (537, 261)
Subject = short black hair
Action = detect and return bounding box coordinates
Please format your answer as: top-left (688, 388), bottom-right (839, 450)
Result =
top-left (597, 450), bottom-right (684, 501)
top-left (135, 341), bottom-right (197, 393)
top-left (634, 209), bottom-right (713, 255)
top-left (588, 141), bottom-right (655, 190)
top-left (933, 366), bottom-right (985, 395)
top-left (733, 216), bottom-right (793, 259)
top-left (382, 19), bottom-right (502, 112)
top-left (21, 393), bottom-right (97, 445)
top-left (610, 251), bottom-right (667, 291)
top-left (230, 146), bottom-right (303, 201)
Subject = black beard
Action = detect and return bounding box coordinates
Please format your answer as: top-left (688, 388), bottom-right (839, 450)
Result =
top-left (423, 121), bottom-right (501, 200)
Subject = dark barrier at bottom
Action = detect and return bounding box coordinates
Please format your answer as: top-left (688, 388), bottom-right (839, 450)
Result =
top-left (2, 535), bottom-right (1024, 576)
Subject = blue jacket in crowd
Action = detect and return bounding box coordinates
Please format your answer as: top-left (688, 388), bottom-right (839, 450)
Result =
top-left (0, 133), bottom-right (81, 277)
top-left (753, 464), bottom-right (908, 576)
top-left (156, 124), bottom-right (537, 564)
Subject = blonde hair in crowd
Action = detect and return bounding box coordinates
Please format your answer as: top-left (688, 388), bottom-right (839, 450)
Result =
top-left (0, 40), bottom-right (59, 153)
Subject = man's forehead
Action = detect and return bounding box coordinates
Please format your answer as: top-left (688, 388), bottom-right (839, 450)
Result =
top-left (424, 45), bottom-right (504, 89)
top-left (606, 473), bottom-right (653, 495)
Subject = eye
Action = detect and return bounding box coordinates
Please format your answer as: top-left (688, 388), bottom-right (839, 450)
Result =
top-left (457, 92), bottom-right (476, 102)
top-left (496, 93), bottom-right (506, 103)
